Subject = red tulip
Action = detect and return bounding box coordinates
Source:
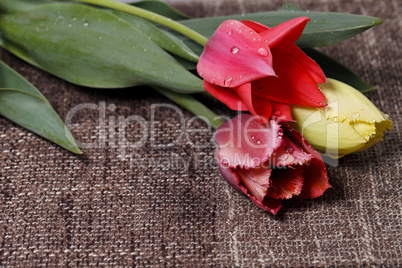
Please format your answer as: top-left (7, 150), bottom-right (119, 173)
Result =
top-left (197, 17), bottom-right (327, 123)
top-left (214, 114), bottom-right (330, 214)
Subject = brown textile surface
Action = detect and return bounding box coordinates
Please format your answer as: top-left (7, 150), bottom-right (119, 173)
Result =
top-left (0, 0), bottom-right (401, 266)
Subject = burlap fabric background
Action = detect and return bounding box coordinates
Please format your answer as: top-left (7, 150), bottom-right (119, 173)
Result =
top-left (0, 0), bottom-right (401, 266)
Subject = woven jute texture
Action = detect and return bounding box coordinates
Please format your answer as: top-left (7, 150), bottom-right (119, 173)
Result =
top-left (0, 0), bottom-right (401, 266)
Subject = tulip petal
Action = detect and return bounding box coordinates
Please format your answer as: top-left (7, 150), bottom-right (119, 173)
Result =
top-left (280, 123), bottom-right (331, 199)
top-left (235, 83), bottom-right (269, 123)
top-left (269, 136), bottom-right (312, 167)
top-left (215, 149), bottom-right (243, 193)
top-left (241, 20), bottom-right (270, 33)
top-left (271, 102), bottom-right (293, 121)
top-left (252, 49), bottom-right (326, 107)
top-left (250, 196), bottom-right (283, 215)
top-left (267, 165), bottom-right (304, 199)
top-left (236, 166), bottom-right (271, 201)
top-left (197, 20), bottom-right (275, 88)
top-left (215, 114), bottom-right (283, 169)
top-left (251, 95), bottom-right (273, 122)
top-left (260, 17), bottom-right (310, 48)
top-left (215, 150), bottom-right (282, 214)
top-left (204, 81), bottom-right (248, 111)
top-left (279, 44), bottom-right (327, 84)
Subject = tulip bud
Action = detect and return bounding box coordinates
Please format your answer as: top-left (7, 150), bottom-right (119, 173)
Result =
top-left (290, 78), bottom-right (392, 158)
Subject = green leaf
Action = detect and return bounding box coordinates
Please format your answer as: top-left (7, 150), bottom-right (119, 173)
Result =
top-left (173, 10), bottom-right (382, 55)
top-left (152, 86), bottom-right (224, 130)
top-left (278, 4), bottom-right (304, 12)
top-left (303, 48), bottom-right (375, 93)
top-left (0, 3), bottom-right (204, 93)
top-left (0, 0), bottom-right (54, 13)
top-left (107, 9), bottom-right (199, 62)
top-left (0, 60), bottom-right (81, 154)
top-left (130, 0), bottom-right (190, 21)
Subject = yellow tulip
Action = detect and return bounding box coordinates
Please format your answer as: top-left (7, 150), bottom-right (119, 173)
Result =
top-left (290, 78), bottom-right (392, 158)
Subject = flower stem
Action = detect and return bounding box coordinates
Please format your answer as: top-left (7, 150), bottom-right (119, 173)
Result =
top-left (152, 86), bottom-right (225, 130)
top-left (74, 0), bottom-right (208, 46)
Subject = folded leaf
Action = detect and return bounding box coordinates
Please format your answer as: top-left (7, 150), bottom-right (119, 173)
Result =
top-left (0, 60), bottom-right (81, 154)
top-left (0, 3), bottom-right (204, 93)
top-left (303, 48), bottom-right (375, 93)
top-left (107, 10), bottom-right (199, 62)
top-left (130, 0), bottom-right (190, 20)
top-left (172, 10), bottom-right (382, 55)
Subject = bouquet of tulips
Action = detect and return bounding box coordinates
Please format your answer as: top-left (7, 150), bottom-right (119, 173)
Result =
top-left (0, 0), bottom-right (392, 214)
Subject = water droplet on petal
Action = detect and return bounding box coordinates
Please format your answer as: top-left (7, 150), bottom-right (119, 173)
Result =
top-left (286, 146), bottom-right (295, 154)
top-left (224, 77), bottom-right (233, 87)
top-left (274, 111), bottom-right (282, 116)
top-left (256, 139), bottom-right (262, 145)
top-left (230, 46), bottom-right (240, 54)
top-left (251, 135), bottom-right (255, 140)
top-left (220, 158), bottom-right (228, 167)
top-left (258, 48), bottom-right (269, 57)
top-left (352, 113), bottom-right (360, 119)
top-left (228, 30), bottom-right (233, 35)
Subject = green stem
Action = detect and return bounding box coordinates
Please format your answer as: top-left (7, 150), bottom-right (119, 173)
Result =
top-left (152, 86), bottom-right (225, 130)
top-left (74, 0), bottom-right (208, 46)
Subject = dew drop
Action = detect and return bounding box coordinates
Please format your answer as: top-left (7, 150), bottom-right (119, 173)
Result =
top-left (220, 158), bottom-right (228, 167)
top-left (352, 113), bottom-right (360, 119)
top-left (256, 139), bottom-right (262, 145)
top-left (230, 46), bottom-right (240, 54)
top-left (68, 23), bottom-right (72, 27)
top-left (72, 17), bottom-right (77, 21)
top-left (224, 77), bottom-right (233, 87)
top-left (257, 48), bottom-right (269, 57)
top-left (286, 146), bottom-right (295, 154)
top-left (83, 22), bottom-right (89, 27)
top-left (144, 48), bottom-right (147, 52)
top-left (99, 36), bottom-right (103, 40)
top-left (274, 111), bottom-right (282, 117)
top-left (250, 135), bottom-right (255, 140)
top-left (228, 30), bottom-right (233, 35)
top-left (277, 135), bottom-right (283, 139)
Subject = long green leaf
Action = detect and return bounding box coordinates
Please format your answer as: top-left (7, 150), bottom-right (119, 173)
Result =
top-left (171, 10), bottom-right (382, 55)
top-left (303, 48), bottom-right (376, 93)
top-left (130, 0), bottom-right (190, 20)
top-left (0, 3), bottom-right (204, 93)
top-left (107, 10), bottom-right (199, 62)
top-left (0, 0), bottom-right (54, 13)
top-left (0, 60), bottom-right (81, 154)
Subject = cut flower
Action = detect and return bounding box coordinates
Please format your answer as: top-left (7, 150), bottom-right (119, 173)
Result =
top-left (197, 17), bottom-right (327, 123)
top-left (214, 114), bottom-right (330, 214)
top-left (290, 79), bottom-right (393, 158)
